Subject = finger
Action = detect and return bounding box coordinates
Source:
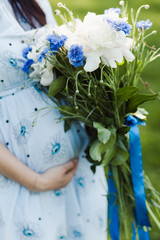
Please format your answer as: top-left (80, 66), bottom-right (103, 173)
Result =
top-left (65, 168), bottom-right (77, 184)
top-left (62, 158), bottom-right (78, 173)
top-left (66, 162), bottom-right (79, 178)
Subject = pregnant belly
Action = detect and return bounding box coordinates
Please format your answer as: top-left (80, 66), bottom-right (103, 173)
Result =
top-left (0, 86), bottom-right (87, 172)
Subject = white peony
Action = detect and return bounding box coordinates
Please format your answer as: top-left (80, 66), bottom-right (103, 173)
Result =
top-left (53, 24), bottom-right (72, 39)
top-left (64, 12), bottom-right (135, 72)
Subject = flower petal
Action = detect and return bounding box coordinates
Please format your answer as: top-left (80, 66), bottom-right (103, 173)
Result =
top-left (122, 49), bottom-right (135, 62)
top-left (40, 68), bottom-right (54, 86)
top-left (103, 48), bottom-right (123, 64)
top-left (84, 52), bottom-right (101, 72)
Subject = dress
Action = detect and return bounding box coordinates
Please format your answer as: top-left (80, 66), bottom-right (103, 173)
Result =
top-left (0, 1), bottom-right (107, 240)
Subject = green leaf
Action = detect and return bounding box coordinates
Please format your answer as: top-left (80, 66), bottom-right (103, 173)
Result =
top-left (93, 122), bottom-right (111, 144)
top-left (89, 140), bottom-right (106, 161)
top-left (90, 165), bottom-right (96, 174)
top-left (59, 105), bottom-right (76, 116)
top-left (102, 129), bottom-right (117, 166)
top-left (89, 128), bottom-right (116, 162)
top-left (102, 145), bottom-right (116, 166)
top-left (111, 139), bottom-right (129, 166)
top-left (126, 93), bottom-right (158, 113)
top-left (49, 76), bottom-right (66, 97)
top-left (116, 86), bottom-right (139, 102)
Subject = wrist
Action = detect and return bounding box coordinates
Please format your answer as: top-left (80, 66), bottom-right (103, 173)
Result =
top-left (28, 173), bottom-right (43, 192)
top-left (33, 173), bottom-right (52, 192)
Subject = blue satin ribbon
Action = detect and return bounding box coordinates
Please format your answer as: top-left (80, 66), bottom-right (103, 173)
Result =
top-left (108, 115), bottom-right (151, 240)
top-left (126, 115), bottom-right (151, 228)
top-left (108, 170), bottom-right (119, 240)
top-left (132, 222), bottom-right (150, 240)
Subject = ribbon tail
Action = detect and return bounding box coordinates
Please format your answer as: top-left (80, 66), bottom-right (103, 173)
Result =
top-left (138, 227), bottom-right (150, 240)
top-left (129, 123), bottom-right (151, 227)
top-left (132, 222), bottom-right (150, 240)
top-left (108, 170), bottom-right (120, 240)
top-left (132, 222), bottom-right (137, 240)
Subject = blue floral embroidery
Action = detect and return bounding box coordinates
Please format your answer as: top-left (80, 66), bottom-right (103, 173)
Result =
top-left (99, 217), bottom-right (104, 228)
top-left (0, 50), bottom-right (28, 90)
top-left (0, 50), bottom-right (19, 71)
top-left (73, 230), bottom-right (82, 238)
top-left (59, 235), bottom-right (66, 240)
top-left (16, 222), bottom-right (43, 240)
top-left (20, 126), bottom-right (27, 136)
top-left (54, 189), bottom-right (62, 197)
top-left (77, 177), bottom-right (85, 188)
top-left (43, 134), bottom-right (66, 164)
top-left (52, 143), bottom-right (61, 155)
top-left (13, 120), bottom-right (33, 144)
top-left (9, 58), bottom-right (17, 67)
top-left (23, 229), bottom-right (35, 237)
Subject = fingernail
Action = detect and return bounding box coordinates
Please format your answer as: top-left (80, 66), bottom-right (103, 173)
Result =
top-left (73, 158), bottom-right (78, 163)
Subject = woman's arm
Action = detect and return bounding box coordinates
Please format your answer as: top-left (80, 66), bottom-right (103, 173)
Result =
top-left (0, 142), bottom-right (78, 192)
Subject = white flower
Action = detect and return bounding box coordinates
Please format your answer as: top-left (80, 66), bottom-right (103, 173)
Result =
top-left (144, 4), bottom-right (150, 9)
top-left (40, 62), bottom-right (55, 86)
top-left (65, 12), bottom-right (135, 71)
top-left (57, 2), bottom-right (63, 7)
top-left (27, 46), bottom-right (38, 61)
top-left (54, 9), bottom-right (61, 15)
top-left (29, 62), bottom-right (43, 78)
top-left (119, 1), bottom-right (124, 6)
top-left (104, 11), bottom-right (120, 20)
top-left (54, 24), bottom-right (70, 36)
top-left (29, 60), bottom-right (54, 86)
top-left (152, 30), bottom-right (157, 35)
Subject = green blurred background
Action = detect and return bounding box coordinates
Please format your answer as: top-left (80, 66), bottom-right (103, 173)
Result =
top-left (49, 0), bottom-right (160, 239)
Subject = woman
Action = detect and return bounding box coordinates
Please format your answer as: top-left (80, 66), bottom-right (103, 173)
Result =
top-left (0, 0), bottom-right (107, 239)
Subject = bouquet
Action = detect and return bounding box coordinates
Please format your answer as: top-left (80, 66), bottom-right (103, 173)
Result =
top-left (22, 1), bottom-right (160, 239)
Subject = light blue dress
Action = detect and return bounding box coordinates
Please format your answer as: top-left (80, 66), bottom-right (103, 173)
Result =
top-left (0, 0), bottom-right (107, 239)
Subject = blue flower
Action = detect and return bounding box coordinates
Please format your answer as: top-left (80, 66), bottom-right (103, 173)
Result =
top-left (36, 47), bottom-right (49, 63)
top-left (59, 35), bottom-right (67, 47)
top-left (47, 34), bottom-right (67, 54)
top-left (22, 59), bottom-right (34, 73)
top-left (136, 19), bottom-right (152, 30)
top-left (22, 45), bottom-right (32, 59)
top-left (104, 8), bottom-right (121, 14)
top-left (68, 45), bottom-right (85, 67)
top-left (107, 19), bottom-right (131, 35)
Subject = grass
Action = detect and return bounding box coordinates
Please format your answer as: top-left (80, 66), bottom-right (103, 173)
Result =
top-left (49, 1), bottom-right (160, 239)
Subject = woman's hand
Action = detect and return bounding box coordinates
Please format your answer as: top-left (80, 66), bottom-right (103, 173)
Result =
top-left (0, 142), bottom-right (78, 193)
top-left (35, 158), bottom-right (79, 192)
